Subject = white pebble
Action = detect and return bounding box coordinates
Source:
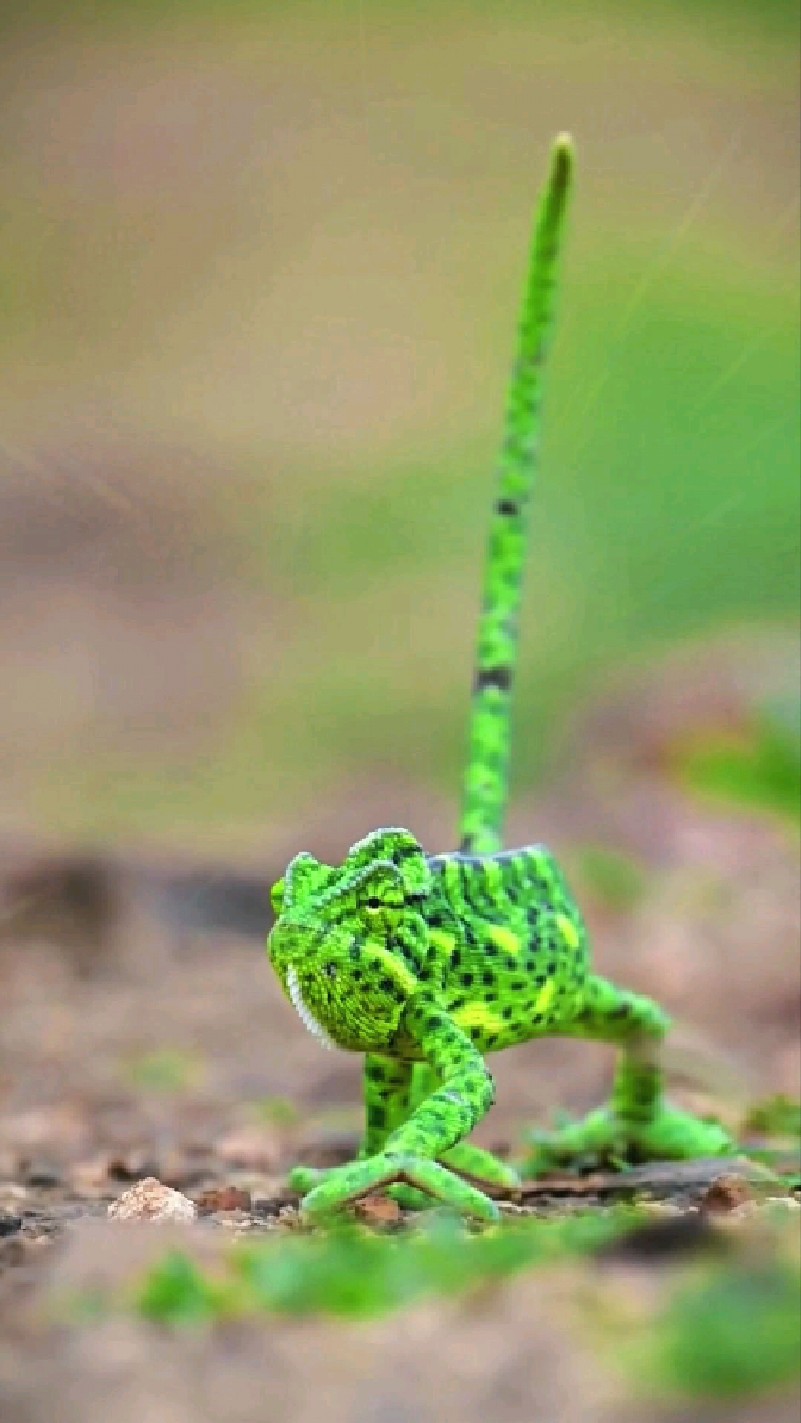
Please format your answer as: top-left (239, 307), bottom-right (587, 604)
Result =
top-left (107, 1176), bottom-right (196, 1223)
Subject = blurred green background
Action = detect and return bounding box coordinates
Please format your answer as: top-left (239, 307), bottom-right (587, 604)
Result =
top-left (0, 0), bottom-right (798, 850)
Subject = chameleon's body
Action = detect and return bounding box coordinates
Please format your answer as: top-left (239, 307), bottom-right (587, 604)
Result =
top-left (268, 137), bottom-right (733, 1222)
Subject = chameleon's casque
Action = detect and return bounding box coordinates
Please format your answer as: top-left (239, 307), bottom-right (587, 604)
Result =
top-left (267, 136), bottom-right (735, 1222)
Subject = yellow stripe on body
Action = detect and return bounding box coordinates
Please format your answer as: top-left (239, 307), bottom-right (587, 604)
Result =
top-left (534, 979), bottom-right (556, 1014)
top-left (556, 913), bottom-right (580, 949)
top-left (453, 1003), bottom-right (506, 1036)
top-left (429, 929), bottom-right (457, 955)
top-left (487, 924), bottom-right (522, 955)
top-left (367, 944), bottom-right (419, 996)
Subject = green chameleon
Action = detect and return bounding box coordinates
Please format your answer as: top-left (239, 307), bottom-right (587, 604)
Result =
top-left (267, 135), bottom-right (734, 1224)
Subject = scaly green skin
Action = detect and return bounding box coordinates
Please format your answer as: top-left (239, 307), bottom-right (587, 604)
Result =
top-left (267, 137), bottom-right (735, 1224)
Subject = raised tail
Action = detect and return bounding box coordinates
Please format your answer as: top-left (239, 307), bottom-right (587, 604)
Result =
top-left (458, 134), bottom-right (574, 855)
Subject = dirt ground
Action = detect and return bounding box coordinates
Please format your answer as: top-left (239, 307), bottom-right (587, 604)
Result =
top-left (0, 637), bottom-right (799, 1422)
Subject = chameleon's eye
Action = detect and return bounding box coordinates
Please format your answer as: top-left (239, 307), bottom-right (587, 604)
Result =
top-left (365, 898), bottom-right (382, 912)
top-left (325, 962), bottom-right (337, 979)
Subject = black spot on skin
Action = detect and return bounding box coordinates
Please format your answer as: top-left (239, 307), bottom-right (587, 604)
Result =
top-left (496, 497), bottom-right (520, 517)
top-left (482, 970), bottom-right (494, 986)
top-left (473, 666), bottom-right (512, 693)
top-left (378, 976), bottom-right (397, 996)
top-left (370, 1105), bottom-right (387, 1130)
top-left (460, 972), bottom-right (475, 988)
top-left (451, 949), bottom-right (463, 969)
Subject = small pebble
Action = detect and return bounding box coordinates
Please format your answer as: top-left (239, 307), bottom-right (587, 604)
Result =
top-left (195, 1185), bottom-right (251, 1215)
top-left (700, 1173), bottom-right (753, 1214)
top-left (0, 1210), bottom-right (22, 1237)
top-left (107, 1176), bottom-right (197, 1223)
top-left (353, 1195), bottom-right (401, 1226)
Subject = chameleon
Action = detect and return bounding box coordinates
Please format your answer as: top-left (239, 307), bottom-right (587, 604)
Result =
top-left (267, 134), bottom-right (735, 1224)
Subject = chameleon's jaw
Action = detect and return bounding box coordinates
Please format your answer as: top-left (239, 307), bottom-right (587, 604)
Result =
top-left (268, 917), bottom-right (411, 1054)
top-left (286, 964), bottom-right (336, 1051)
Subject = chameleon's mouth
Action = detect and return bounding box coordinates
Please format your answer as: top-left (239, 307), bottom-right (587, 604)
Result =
top-left (286, 964), bottom-right (336, 1051)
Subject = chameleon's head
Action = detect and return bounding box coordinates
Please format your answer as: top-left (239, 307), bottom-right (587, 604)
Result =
top-left (267, 828), bottom-right (432, 1053)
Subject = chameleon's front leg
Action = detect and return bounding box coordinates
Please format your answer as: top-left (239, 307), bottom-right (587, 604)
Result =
top-left (292, 1058), bottom-right (519, 1211)
top-left (298, 999), bottom-right (501, 1223)
top-left (404, 1064), bottom-right (521, 1195)
top-left (287, 1054), bottom-right (413, 1197)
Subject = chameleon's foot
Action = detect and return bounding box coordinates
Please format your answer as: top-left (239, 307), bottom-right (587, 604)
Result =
top-left (386, 1143), bottom-right (521, 1212)
top-left (290, 1153), bottom-right (500, 1223)
top-left (523, 1102), bottom-right (736, 1176)
top-left (289, 1145), bottom-right (519, 1216)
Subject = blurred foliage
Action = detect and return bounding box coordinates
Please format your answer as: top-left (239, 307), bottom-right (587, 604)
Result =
top-left (123, 1205), bottom-right (801, 1405)
top-left (0, 0), bottom-right (797, 843)
top-left (745, 1095), bottom-right (801, 1141)
top-left (134, 1210), bottom-right (634, 1324)
top-left (678, 698), bottom-right (801, 826)
top-left (643, 1258), bottom-right (801, 1400)
top-left (1, 0), bottom-right (800, 35)
top-left (251, 1096), bottom-right (301, 1128)
top-left (572, 846), bottom-right (649, 912)
top-left (122, 1048), bottom-right (204, 1095)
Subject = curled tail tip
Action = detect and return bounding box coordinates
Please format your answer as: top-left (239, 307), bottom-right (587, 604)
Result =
top-left (549, 132), bottom-right (575, 198)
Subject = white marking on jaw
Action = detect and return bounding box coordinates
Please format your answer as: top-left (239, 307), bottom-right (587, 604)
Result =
top-left (287, 965), bottom-right (336, 1051)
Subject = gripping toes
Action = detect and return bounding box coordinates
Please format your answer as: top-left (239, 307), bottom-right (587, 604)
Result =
top-left (298, 1153), bottom-right (500, 1223)
top-left (441, 1142), bottom-right (521, 1194)
top-left (524, 1103), bottom-right (736, 1175)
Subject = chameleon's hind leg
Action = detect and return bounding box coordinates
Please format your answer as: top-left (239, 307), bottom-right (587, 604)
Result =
top-left (524, 974), bottom-right (735, 1175)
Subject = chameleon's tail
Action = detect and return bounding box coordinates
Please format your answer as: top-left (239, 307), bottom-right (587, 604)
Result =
top-left (458, 134), bottom-right (574, 855)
